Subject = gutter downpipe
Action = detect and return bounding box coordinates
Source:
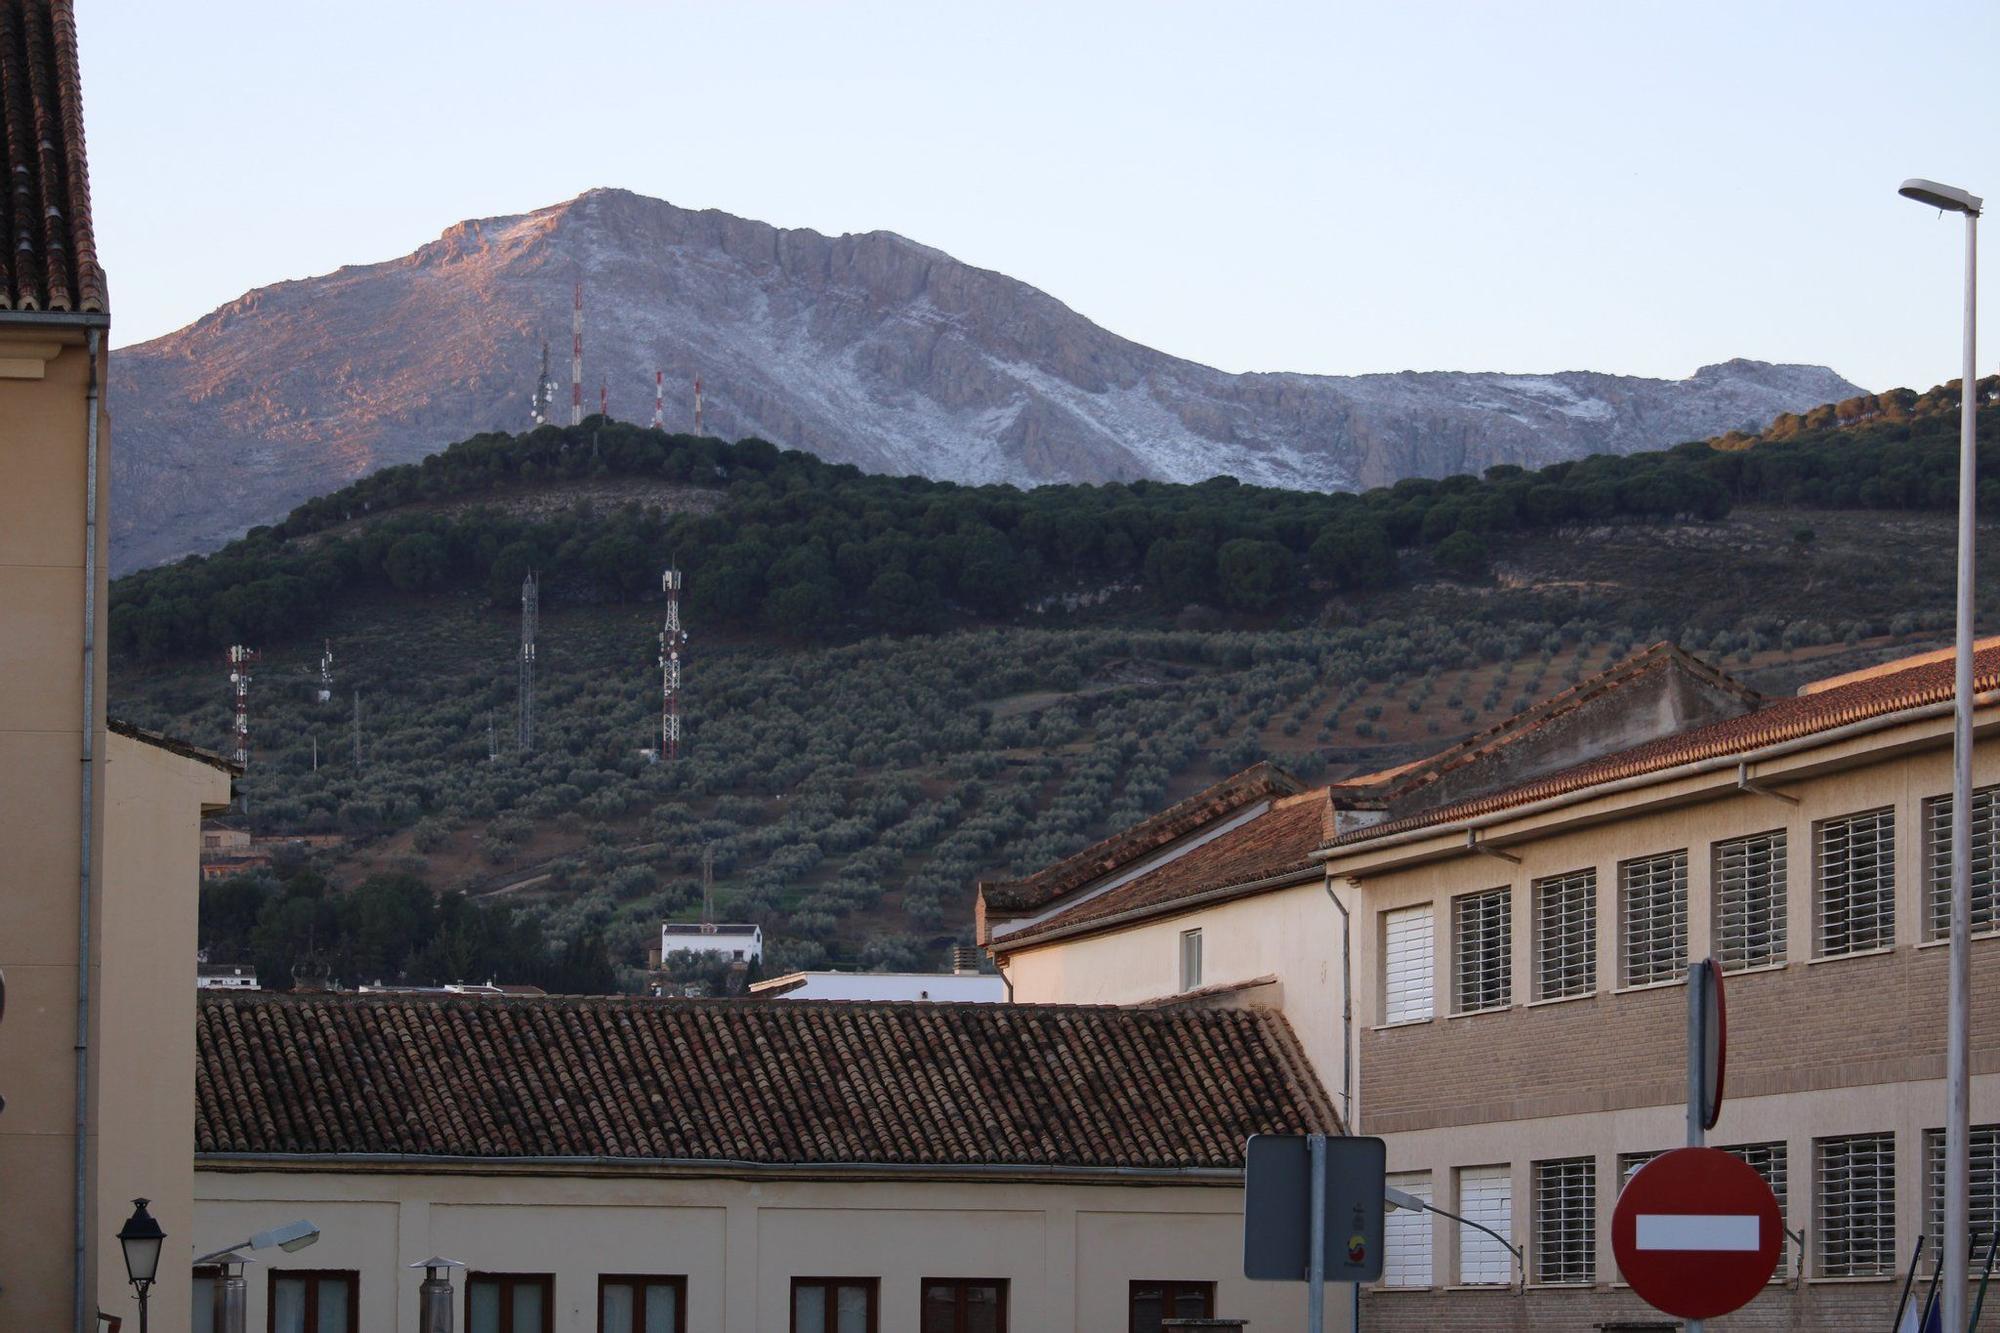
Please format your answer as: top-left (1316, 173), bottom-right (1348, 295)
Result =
top-left (1322, 880), bottom-right (1358, 1333)
top-left (74, 327), bottom-right (102, 1333)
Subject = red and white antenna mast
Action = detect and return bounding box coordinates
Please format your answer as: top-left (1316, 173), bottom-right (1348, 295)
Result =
top-left (651, 370), bottom-right (665, 430)
top-left (694, 375), bottom-right (704, 435)
top-left (659, 567), bottom-right (687, 760)
top-left (569, 282), bottom-right (583, 426)
top-left (227, 644), bottom-right (259, 769)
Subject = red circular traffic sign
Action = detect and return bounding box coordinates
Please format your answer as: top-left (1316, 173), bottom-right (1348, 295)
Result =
top-left (1612, 1146), bottom-right (1781, 1319)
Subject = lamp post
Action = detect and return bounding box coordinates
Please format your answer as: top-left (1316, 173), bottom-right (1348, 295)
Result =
top-left (115, 1198), bottom-right (165, 1333)
top-left (409, 1256), bottom-right (466, 1333)
top-left (1900, 174), bottom-right (1984, 1333)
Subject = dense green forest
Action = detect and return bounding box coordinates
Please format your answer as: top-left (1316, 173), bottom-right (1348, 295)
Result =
top-left (109, 379), bottom-right (2000, 662)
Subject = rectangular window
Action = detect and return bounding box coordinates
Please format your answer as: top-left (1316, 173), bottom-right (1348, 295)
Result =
top-left (1713, 830), bottom-right (1788, 970)
top-left (1452, 888), bottom-right (1511, 1014)
top-left (1533, 869), bottom-right (1596, 1000)
top-left (1925, 786), bottom-right (2000, 939)
top-left (468, 1274), bottom-right (553, 1333)
top-left (1925, 1125), bottom-right (2000, 1270)
top-left (1817, 809), bottom-right (1896, 956)
top-left (1383, 1171), bottom-right (1432, 1288)
top-left (1179, 928), bottom-right (1203, 992)
top-left (1127, 1281), bottom-right (1213, 1333)
top-left (1620, 850), bottom-right (1688, 986)
top-left (1457, 1166), bottom-right (1514, 1286)
top-left (1533, 1157), bottom-right (1595, 1285)
top-left (269, 1271), bottom-right (358, 1333)
top-left (920, 1279), bottom-right (1006, 1333)
top-left (1382, 905), bottom-right (1434, 1023)
top-left (791, 1278), bottom-right (878, 1333)
top-left (599, 1275), bottom-right (687, 1333)
top-left (1816, 1133), bottom-right (1896, 1277)
top-left (1720, 1141), bottom-right (1790, 1271)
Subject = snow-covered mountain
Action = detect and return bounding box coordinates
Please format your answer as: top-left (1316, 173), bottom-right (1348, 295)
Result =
top-left (110, 187), bottom-right (1860, 572)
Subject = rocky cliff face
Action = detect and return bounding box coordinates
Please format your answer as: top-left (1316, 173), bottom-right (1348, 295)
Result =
top-left (109, 188), bottom-right (1860, 572)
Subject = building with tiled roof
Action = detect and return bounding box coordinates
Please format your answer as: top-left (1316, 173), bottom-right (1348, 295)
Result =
top-left (0, 0), bottom-right (102, 313)
top-left (999, 639), bottom-right (2000, 1329)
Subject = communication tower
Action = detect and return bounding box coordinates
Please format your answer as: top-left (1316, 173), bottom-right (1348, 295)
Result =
top-left (226, 645), bottom-right (259, 768)
top-left (570, 283), bottom-right (583, 426)
top-left (694, 374), bottom-right (704, 435)
top-left (651, 370), bottom-right (665, 430)
top-left (518, 571), bottom-right (539, 752)
top-left (530, 339), bottom-right (557, 427)
top-left (316, 641), bottom-right (334, 704)
top-left (600, 382), bottom-right (608, 420)
top-left (659, 567), bottom-right (687, 760)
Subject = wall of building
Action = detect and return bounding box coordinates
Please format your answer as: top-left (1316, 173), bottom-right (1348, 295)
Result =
top-left (195, 1166), bottom-right (1353, 1332)
top-left (0, 328), bottom-right (108, 1332)
top-left (96, 732), bottom-right (231, 1333)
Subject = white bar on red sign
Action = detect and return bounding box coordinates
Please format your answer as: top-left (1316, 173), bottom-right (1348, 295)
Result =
top-left (1635, 1215), bottom-right (1760, 1252)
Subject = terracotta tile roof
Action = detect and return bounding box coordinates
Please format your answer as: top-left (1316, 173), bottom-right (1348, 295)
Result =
top-left (194, 992), bottom-right (1338, 1169)
top-left (979, 762), bottom-right (1301, 916)
top-left (110, 716), bottom-right (241, 774)
top-left (1330, 642), bottom-right (2000, 848)
top-left (995, 791), bottom-right (1332, 951)
top-left (0, 0), bottom-right (103, 313)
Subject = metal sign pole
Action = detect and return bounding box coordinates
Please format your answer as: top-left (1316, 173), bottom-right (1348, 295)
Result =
top-left (1308, 1132), bottom-right (1327, 1333)
top-left (1686, 962), bottom-right (1707, 1333)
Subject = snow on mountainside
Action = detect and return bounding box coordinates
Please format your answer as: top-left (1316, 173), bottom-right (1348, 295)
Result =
top-left (109, 188), bottom-right (1861, 572)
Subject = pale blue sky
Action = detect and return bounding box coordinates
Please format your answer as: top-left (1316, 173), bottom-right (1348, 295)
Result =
top-left (84, 0), bottom-right (1997, 393)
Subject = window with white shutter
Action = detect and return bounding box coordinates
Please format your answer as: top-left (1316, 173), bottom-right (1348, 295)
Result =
top-left (1620, 851), bottom-right (1688, 987)
top-left (1713, 830), bottom-right (1788, 971)
top-left (1723, 1141), bottom-right (1790, 1271)
top-left (1817, 809), bottom-right (1896, 957)
top-left (1452, 889), bottom-right (1511, 1014)
top-left (1816, 1133), bottom-right (1896, 1277)
top-left (1532, 1158), bottom-right (1595, 1285)
top-left (1383, 1172), bottom-right (1432, 1288)
top-left (1178, 928), bottom-right (1203, 992)
top-left (1382, 906), bottom-right (1434, 1024)
top-left (1925, 785), bottom-right (2000, 940)
top-left (1925, 1125), bottom-right (2000, 1270)
top-left (1533, 869), bottom-right (1596, 1000)
top-left (1457, 1166), bottom-right (1514, 1286)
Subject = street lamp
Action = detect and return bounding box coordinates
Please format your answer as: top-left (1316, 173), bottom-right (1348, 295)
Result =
top-left (115, 1198), bottom-right (165, 1333)
top-left (193, 1220), bottom-right (321, 1333)
top-left (1900, 173), bottom-right (1984, 1333)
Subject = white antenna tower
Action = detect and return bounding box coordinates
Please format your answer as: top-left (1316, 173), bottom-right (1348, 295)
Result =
top-left (694, 374), bottom-right (704, 435)
top-left (570, 283), bottom-right (583, 426)
top-left (226, 644), bottom-right (258, 769)
top-left (651, 369), bottom-right (665, 430)
top-left (518, 571), bottom-right (539, 752)
top-left (530, 339), bottom-right (557, 427)
top-left (660, 566), bottom-right (686, 760)
top-left (316, 640), bottom-right (334, 704)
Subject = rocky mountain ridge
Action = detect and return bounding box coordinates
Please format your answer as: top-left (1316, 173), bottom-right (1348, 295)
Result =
top-left (110, 187), bottom-right (1860, 571)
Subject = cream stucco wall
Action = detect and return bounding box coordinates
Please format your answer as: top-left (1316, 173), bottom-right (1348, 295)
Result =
top-left (195, 1166), bottom-right (1355, 1332)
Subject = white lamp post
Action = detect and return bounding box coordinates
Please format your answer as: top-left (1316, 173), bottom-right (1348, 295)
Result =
top-left (1900, 174), bottom-right (1983, 1333)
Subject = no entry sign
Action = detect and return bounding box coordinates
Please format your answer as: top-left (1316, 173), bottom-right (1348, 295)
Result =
top-left (1612, 1146), bottom-right (1782, 1319)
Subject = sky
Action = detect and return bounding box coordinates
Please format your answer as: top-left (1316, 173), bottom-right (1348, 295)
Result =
top-left (82, 0), bottom-right (2000, 394)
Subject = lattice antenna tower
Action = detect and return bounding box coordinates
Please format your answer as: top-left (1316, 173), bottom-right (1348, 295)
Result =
top-left (651, 369), bottom-right (665, 430)
top-left (570, 283), bottom-right (583, 426)
top-left (659, 566), bottom-right (687, 760)
top-left (530, 339), bottom-right (556, 427)
top-left (694, 374), bottom-right (704, 435)
top-left (518, 571), bottom-right (539, 752)
top-left (226, 644), bottom-right (259, 768)
top-left (316, 640), bottom-right (334, 704)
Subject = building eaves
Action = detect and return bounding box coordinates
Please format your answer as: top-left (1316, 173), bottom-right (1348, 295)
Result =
top-left (109, 716), bottom-right (241, 775)
top-left (0, 0), bottom-right (105, 313)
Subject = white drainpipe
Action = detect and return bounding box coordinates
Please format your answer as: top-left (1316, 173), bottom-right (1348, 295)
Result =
top-left (73, 327), bottom-right (102, 1333)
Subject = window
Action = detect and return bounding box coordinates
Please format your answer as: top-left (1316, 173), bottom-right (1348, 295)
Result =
top-left (468, 1273), bottom-right (553, 1333)
top-left (1817, 809), bottom-right (1896, 956)
top-left (1816, 1133), bottom-right (1896, 1277)
top-left (193, 1265), bottom-right (220, 1333)
top-left (1452, 888), bottom-right (1510, 1014)
top-left (1723, 1141), bottom-right (1790, 1271)
top-left (269, 1271), bottom-right (358, 1333)
top-left (1179, 928), bottom-right (1203, 992)
top-left (1925, 786), bottom-right (2000, 939)
top-left (791, 1278), bottom-right (877, 1333)
top-left (921, 1279), bottom-right (1006, 1333)
top-left (1457, 1166), bottom-right (1514, 1285)
top-left (1713, 830), bottom-right (1788, 970)
top-left (1127, 1281), bottom-right (1213, 1333)
top-left (1533, 1158), bottom-right (1595, 1285)
top-left (600, 1276), bottom-right (686, 1333)
top-left (1617, 1150), bottom-right (1661, 1188)
top-left (1619, 851), bottom-right (1687, 986)
top-left (1383, 1171), bottom-right (1432, 1288)
top-left (1533, 870), bottom-right (1596, 1000)
top-left (1382, 905), bottom-right (1434, 1023)
top-left (1925, 1125), bottom-right (2000, 1269)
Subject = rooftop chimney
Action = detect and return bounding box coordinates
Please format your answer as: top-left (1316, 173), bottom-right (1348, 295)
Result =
top-left (951, 945), bottom-right (982, 977)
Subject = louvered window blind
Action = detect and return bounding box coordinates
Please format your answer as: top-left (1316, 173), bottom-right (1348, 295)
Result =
top-left (1383, 1172), bottom-right (1432, 1287)
top-left (1925, 1125), bottom-right (2000, 1270)
top-left (1713, 830), bottom-right (1788, 970)
top-left (1817, 810), bottom-right (1896, 957)
top-left (1458, 1166), bottom-right (1514, 1285)
top-left (1453, 888), bottom-right (1511, 1014)
top-left (1534, 870), bottom-right (1596, 1000)
top-left (1925, 785), bottom-right (2000, 940)
top-left (1382, 906), bottom-right (1434, 1024)
top-left (1620, 851), bottom-right (1688, 987)
top-left (1816, 1133), bottom-right (1896, 1277)
top-left (1533, 1158), bottom-right (1595, 1285)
